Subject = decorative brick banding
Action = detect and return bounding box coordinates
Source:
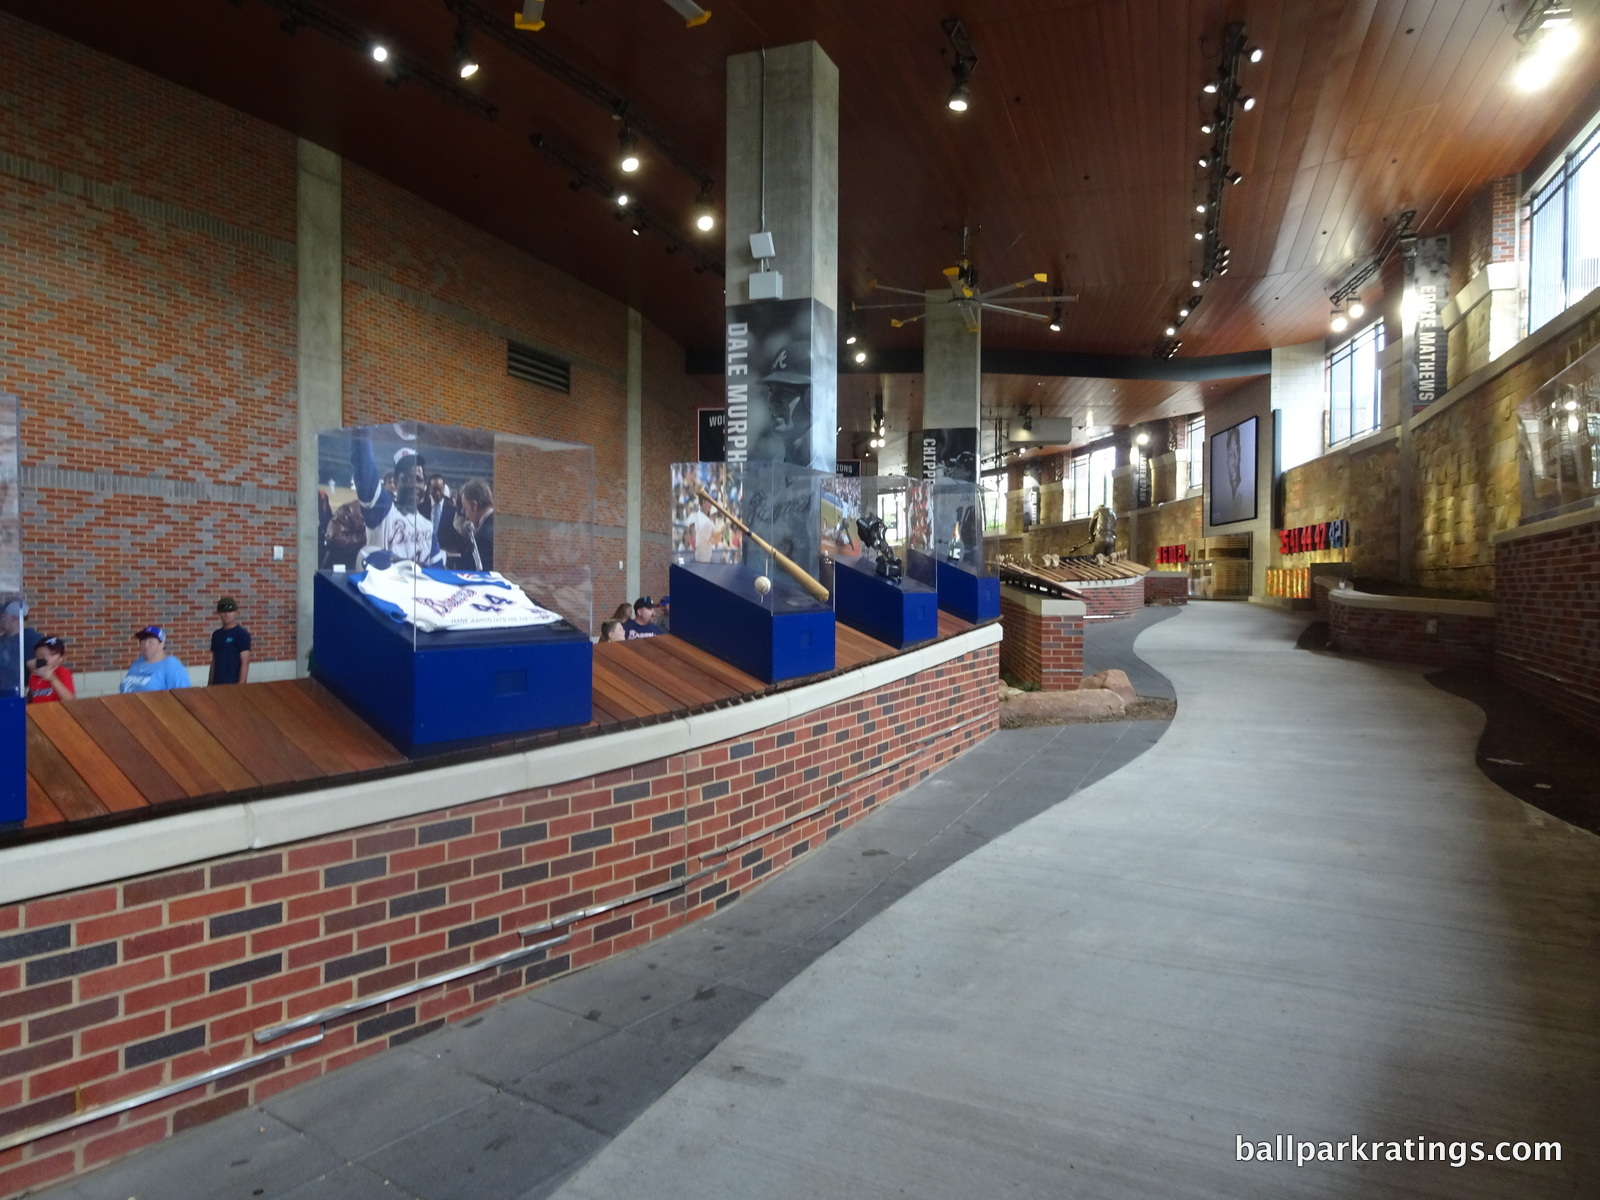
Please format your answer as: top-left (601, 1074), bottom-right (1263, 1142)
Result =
top-left (1327, 590), bottom-right (1494, 668)
top-left (0, 646), bottom-right (998, 1195)
top-left (1144, 572), bottom-right (1188, 605)
top-left (1493, 514), bottom-right (1600, 734)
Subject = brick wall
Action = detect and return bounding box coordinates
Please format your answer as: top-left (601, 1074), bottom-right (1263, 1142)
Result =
top-left (1450, 175), bottom-right (1520, 300)
top-left (1328, 600), bottom-right (1494, 668)
top-left (0, 643), bottom-right (998, 1195)
top-left (1494, 517), bottom-right (1600, 733)
top-left (1144, 572), bottom-right (1188, 604)
top-left (1076, 577), bottom-right (1146, 620)
top-left (998, 594), bottom-right (1082, 690)
top-left (0, 12), bottom-right (709, 671)
top-left (0, 11), bottom-right (299, 673)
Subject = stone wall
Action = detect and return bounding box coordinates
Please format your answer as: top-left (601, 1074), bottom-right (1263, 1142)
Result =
top-left (1131, 497), bottom-right (1202, 567)
top-left (1278, 435), bottom-right (1401, 582)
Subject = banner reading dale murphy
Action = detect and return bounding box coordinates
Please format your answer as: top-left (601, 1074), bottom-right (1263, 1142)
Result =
top-left (724, 297), bottom-right (837, 473)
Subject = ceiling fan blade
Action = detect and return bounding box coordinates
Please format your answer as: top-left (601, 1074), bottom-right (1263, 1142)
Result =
top-left (889, 315), bottom-right (926, 328)
top-left (973, 274), bottom-right (1050, 301)
top-left (981, 303), bottom-right (1051, 321)
top-left (868, 281), bottom-right (927, 298)
top-left (514, 0), bottom-right (547, 30)
top-left (853, 301), bottom-right (922, 311)
top-left (661, 0), bottom-right (713, 26)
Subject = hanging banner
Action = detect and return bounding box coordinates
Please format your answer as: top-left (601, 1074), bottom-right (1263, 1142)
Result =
top-left (1404, 235), bottom-right (1450, 414)
top-left (696, 408), bottom-right (725, 462)
top-left (836, 459), bottom-right (860, 477)
top-left (911, 427), bottom-right (978, 483)
top-left (724, 297), bottom-right (837, 473)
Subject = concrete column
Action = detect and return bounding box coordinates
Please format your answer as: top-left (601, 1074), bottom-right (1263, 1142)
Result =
top-left (921, 290), bottom-right (981, 432)
top-left (625, 308), bottom-right (643, 600)
top-left (725, 43), bottom-right (838, 313)
top-left (722, 43), bottom-right (838, 474)
top-left (295, 140), bottom-right (342, 673)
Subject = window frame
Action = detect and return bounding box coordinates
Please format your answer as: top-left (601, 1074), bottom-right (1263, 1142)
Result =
top-left (1325, 321), bottom-right (1385, 447)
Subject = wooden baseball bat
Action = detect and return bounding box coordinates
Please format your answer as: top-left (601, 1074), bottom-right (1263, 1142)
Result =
top-left (694, 485), bottom-right (831, 603)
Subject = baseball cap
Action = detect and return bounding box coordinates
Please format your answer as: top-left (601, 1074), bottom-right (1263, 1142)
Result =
top-left (216, 597), bottom-right (238, 613)
top-left (36, 636), bottom-right (64, 653)
top-left (134, 626), bottom-right (165, 642)
top-left (633, 596), bottom-right (655, 611)
top-left (659, 595), bottom-right (671, 606)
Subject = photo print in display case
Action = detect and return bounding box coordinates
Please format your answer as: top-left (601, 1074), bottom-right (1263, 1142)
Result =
top-left (670, 461), bottom-right (835, 683)
top-left (1208, 415), bottom-right (1259, 527)
top-left (0, 395), bottom-right (23, 823)
top-left (313, 422), bottom-right (593, 752)
top-left (828, 475), bottom-right (939, 649)
top-left (907, 479), bottom-right (1000, 622)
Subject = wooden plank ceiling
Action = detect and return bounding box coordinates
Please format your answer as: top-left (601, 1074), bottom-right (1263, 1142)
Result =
top-left (4, 0), bottom-right (1596, 414)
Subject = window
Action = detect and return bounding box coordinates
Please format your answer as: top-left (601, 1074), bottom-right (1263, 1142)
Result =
top-left (980, 474), bottom-right (1007, 532)
top-left (1182, 415), bottom-right (1205, 492)
top-left (1528, 119), bottom-right (1600, 332)
top-left (1327, 322), bottom-right (1384, 445)
top-left (1066, 445), bottom-right (1116, 518)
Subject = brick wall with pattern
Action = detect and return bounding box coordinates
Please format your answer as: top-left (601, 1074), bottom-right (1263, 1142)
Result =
top-left (0, 645), bottom-right (998, 1195)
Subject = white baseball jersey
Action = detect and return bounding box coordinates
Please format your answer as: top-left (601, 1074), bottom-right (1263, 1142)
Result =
top-left (688, 510), bottom-right (717, 562)
top-left (356, 562), bottom-right (563, 633)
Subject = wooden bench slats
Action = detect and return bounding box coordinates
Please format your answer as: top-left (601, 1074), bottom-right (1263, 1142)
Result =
top-left (174, 687), bottom-right (322, 787)
top-left (25, 705), bottom-right (148, 814)
top-left (596, 643), bottom-right (720, 709)
top-left (625, 638), bottom-right (741, 702)
top-left (63, 698), bottom-right (189, 805)
top-left (24, 775), bottom-right (64, 828)
top-left (647, 636), bottom-right (766, 695)
top-left (590, 661), bottom-right (672, 719)
top-left (125, 692), bottom-right (258, 794)
top-left (25, 723), bottom-right (108, 822)
top-left (289, 679), bottom-right (408, 768)
top-left (234, 685), bottom-right (358, 777)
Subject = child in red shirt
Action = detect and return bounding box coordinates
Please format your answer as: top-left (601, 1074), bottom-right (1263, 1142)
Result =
top-left (27, 636), bottom-right (74, 703)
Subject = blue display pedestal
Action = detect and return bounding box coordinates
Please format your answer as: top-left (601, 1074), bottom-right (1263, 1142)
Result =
top-left (669, 563), bottom-right (835, 684)
top-left (834, 559), bottom-right (938, 649)
top-left (937, 561), bottom-right (1002, 623)
top-left (0, 694), bottom-right (23, 825)
top-left (312, 572), bottom-right (592, 754)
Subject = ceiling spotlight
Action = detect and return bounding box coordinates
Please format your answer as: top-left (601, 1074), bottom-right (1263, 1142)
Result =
top-left (618, 126), bottom-right (640, 173)
top-left (845, 333), bottom-right (857, 345)
top-left (1348, 300), bottom-right (1365, 320)
top-left (1227, 170), bottom-right (1244, 186)
top-left (1165, 325), bottom-right (1177, 336)
top-left (1241, 95), bottom-right (1256, 111)
top-left (1192, 278), bottom-right (1204, 288)
top-left (370, 43), bottom-right (390, 63)
top-left (1188, 294), bottom-right (1203, 307)
top-left (1194, 231), bottom-right (1204, 240)
top-left (1198, 155), bottom-right (1210, 168)
top-left (1049, 304), bottom-right (1064, 332)
top-left (453, 21), bottom-right (479, 78)
top-left (1249, 46), bottom-right (1264, 63)
top-left (693, 187), bottom-right (715, 232)
top-left (1179, 307), bottom-right (1190, 318)
top-left (1218, 265), bottom-right (1229, 275)
top-left (1330, 307), bottom-right (1349, 333)
top-left (1196, 203), bottom-right (1207, 213)
top-left (1203, 80), bottom-right (1219, 94)
top-left (615, 192), bottom-right (629, 206)
top-left (1136, 432), bottom-right (1151, 446)
top-left (854, 350), bottom-right (868, 364)
top-left (1200, 120), bottom-right (1214, 134)
top-left (631, 222), bottom-right (643, 237)
top-left (948, 78), bottom-right (972, 111)
top-left (695, 211), bottom-right (715, 232)
top-left (1564, 399), bottom-right (1579, 411)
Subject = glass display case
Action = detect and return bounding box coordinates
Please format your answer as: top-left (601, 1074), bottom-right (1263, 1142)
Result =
top-left (1, 395), bottom-right (24, 823)
top-left (907, 479), bottom-right (1001, 622)
top-left (669, 462), bottom-right (834, 683)
top-left (312, 423), bottom-right (594, 752)
top-left (1517, 341), bottom-right (1600, 523)
top-left (826, 475), bottom-right (939, 648)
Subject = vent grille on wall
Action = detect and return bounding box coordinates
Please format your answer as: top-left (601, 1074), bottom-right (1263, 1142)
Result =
top-left (507, 341), bottom-right (571, 393)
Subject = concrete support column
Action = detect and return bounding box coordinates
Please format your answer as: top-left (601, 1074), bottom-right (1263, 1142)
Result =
top-left (295, 140), bottom-right (342, 672)
top-left (915, 290), bottom-right (982, 484)
top-left (625, 309), bottom-right (643, 601)
top-left (723, 42), bottom-right (838, 473)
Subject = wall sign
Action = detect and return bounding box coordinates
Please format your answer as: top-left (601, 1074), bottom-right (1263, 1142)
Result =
top-left (1403, 235), bottom-right (1450, 414)
top-left (1277, 519), bottom-right (1349, 555)
top-left (697, 408), bottom-right (726, 462)
top-left (724, 297), bottom-right (837, 471)
top-left (836, 459), bottom-right (860, 477)
top-left (1156, 544), bottom-right (1190, 565)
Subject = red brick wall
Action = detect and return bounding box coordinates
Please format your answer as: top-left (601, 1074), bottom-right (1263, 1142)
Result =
top-left (999, 596), bottom-right (1082, 690)
top-left (1450, 175), bottom-right (1520, 299)
top-left (1328, 601), bottom-right (1494, 668)
top-left (1494, 519), bottom-right (1600, 733)
top-left (0, 12), bottom-right (708, 670)
top-left (1077, 577), bottom-right (1146, 620)
top-left (1144, 572), bottom-right (1188, 605)
top-left (0, 11), bottom-right (299, 673)
top-left (0, 644), bottom-right (997, 1195)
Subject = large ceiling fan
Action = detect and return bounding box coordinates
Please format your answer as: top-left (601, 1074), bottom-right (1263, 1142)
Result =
top-left (859, 226), bottom-right (1077, 334)
top-left (516, 0), bottom-right (712, 30)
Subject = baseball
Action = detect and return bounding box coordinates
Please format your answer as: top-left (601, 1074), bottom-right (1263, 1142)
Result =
top-left (754, 575), bottom-right (772, 595)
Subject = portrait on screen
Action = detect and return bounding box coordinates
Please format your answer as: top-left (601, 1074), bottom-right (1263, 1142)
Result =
top-left (1208, 416), bottom-right (1258, 526)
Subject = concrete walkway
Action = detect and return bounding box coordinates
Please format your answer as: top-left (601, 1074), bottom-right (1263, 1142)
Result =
top-left (550, 602), bottom-right (1600, 1199)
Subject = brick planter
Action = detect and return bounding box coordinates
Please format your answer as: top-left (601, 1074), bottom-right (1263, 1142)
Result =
top-left (1327, 588), bottom-right (1494, 668)
top-left (1072, 575), bottom-right (1147, 619)
top-left (1144, 571), bottom-right (1188, 605)
top-left (999, 587), bottom-right (1085, 690)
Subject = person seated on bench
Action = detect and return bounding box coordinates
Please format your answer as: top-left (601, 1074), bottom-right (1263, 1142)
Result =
top-left (120, 626), bottom-right (191, 693)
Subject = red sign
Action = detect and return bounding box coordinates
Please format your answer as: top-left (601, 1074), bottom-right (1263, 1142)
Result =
top-left (1277, 519), bottom-right (1348, 555)
top-left (1156, 544), bottom-right (1190, 565)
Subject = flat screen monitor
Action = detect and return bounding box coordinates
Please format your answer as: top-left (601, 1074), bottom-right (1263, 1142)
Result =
top-left (1208, 415), bottom-right (1258, 526)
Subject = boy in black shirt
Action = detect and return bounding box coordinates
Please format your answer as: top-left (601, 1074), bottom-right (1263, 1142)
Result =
top-left (209, 597), bottom-right (253, 685)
